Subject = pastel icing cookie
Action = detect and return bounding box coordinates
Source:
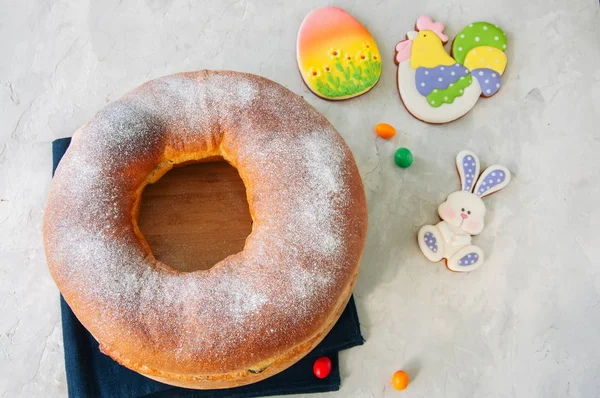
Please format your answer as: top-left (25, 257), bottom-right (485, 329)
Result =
top-left (394, 16), bottom-right (508, 124)
top-left (417, 150), bottom-right (512, 272)
top-left (297, 7), bottom-right (382, 100)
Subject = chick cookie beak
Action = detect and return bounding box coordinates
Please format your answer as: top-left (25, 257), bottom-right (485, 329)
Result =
top-left (407, 31), bottom-right (418, 40)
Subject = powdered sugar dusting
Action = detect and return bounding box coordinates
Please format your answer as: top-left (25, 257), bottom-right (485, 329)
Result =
top-left (209, 73), bottom-right (257, 107)
top-left (216, 273), bottom-right (269, 324)
top-left (248, 131), bottom-right (347, 258)
top-left (44, 71), bottom-right (366, 374)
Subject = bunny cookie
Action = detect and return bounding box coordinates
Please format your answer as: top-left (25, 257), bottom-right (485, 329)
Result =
top-left (418, 150), bottom-right (511, 272)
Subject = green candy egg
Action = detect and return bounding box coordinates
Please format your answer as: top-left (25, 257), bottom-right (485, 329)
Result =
top-left (452, 22), bottom-right (507, 64)
top-left (394, 148), bottom-right (413, 168)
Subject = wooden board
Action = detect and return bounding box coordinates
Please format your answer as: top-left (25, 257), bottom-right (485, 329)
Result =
top-left (138, 162), bottom-right (252, 272)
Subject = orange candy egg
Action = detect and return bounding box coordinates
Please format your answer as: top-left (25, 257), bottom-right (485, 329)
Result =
top-left (375, 123), bottom-right (396, 139)
top-left (392, 370), bottom-right (409, 391)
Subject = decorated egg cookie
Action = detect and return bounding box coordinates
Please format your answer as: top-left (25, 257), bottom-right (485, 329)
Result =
top-left (395, 16), bottom-right (508, 124)
top-left (297, 7), bottom-right (382, 100)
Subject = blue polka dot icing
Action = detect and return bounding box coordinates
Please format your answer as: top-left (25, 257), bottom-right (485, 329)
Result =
top-left (415, 64), bottom-right (468, 96)
top-left (424, 232), bottom-right (438, 253)
top-left (476, 169), bottom-right (506, 196)
top-left (462, 155), bottom-right (477, 191)
top-left (459, 252), bottom-right (479, 266)
top-left (471, 68), bottom-right (501, 97)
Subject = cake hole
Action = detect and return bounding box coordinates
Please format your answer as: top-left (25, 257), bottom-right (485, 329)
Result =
top-left (138, 160), bottom-right (252, 272)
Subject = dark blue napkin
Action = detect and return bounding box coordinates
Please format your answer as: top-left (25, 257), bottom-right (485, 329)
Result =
top-left (52, 137), bottom-right (364, 398)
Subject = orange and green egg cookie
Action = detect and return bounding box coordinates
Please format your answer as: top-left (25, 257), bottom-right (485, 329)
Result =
top-left (297, 7), bottom-right (382, 100)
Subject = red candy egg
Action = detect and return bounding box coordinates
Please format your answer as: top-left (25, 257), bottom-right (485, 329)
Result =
top-left (313, 356), bottom-right (332, 379)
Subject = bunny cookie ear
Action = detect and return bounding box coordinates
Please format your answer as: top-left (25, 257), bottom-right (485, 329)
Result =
top-left (456, 150), bottom-right (480, 192)
top-left (474, 165), bottom-right (511, 197)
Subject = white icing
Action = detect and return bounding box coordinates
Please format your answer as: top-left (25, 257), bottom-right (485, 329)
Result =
top-left (397, 61), bottom-right (482, 124)
top-left (417, 151), bottom-right (511, 272)
top-left (439, 191), bottom-right (486, 235)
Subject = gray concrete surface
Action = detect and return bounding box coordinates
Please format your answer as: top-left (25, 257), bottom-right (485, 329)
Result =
top-left (1, 0), bottom-right (599, 396)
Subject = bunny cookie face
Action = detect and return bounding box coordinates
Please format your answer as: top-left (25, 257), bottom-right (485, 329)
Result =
top-left (438, 191), bottom-right (486, 235)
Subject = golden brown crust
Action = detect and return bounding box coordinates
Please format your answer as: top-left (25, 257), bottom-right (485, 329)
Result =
top-left (125, 272), bottom-right (356, 389)
top-left (43, 71), bottom-right (367, 388)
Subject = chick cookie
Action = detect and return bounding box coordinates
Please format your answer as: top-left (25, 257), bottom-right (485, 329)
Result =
top-left (395, 16), bottom-right (508, 124)
top-left (418, 151), bottom-right (511, 272)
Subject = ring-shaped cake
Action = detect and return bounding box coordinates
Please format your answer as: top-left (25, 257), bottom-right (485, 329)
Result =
top-left (43, 71), bottom-right (368, 388)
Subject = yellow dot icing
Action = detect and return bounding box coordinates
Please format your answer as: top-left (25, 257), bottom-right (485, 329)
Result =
top-left (463, 46), bottom-right (507, 75)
